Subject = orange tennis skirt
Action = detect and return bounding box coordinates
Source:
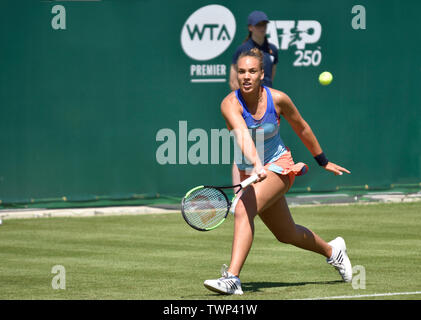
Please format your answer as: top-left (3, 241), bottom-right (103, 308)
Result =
top-left (239, 148), bottom-right (308, 190)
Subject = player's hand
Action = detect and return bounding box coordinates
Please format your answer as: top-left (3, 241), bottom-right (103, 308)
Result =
top-left (324, 162), bottom-right (351, 176)
top-left (252, 165), bottom-right (267, 182)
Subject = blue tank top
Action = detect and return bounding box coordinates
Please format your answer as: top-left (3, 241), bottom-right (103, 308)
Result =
top-left (234, 86), bottom-right (287, 170)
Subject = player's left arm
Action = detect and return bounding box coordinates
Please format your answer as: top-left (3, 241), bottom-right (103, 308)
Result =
top-left (273, 90), bottom-right (350, 176)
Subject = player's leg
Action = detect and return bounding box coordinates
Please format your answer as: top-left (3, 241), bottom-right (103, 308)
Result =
top-left (258, 195), bottom-right (332, 257)
top-left (259, 195), bottom-right (352, 282)
top-left (227, 171), bottom-right (292, 277)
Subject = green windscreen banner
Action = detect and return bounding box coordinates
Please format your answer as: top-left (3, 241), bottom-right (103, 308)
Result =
top-left (0, 0), bottom-right (420, 206)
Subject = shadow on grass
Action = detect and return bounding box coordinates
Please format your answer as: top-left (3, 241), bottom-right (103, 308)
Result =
top-left (242, 279), bottom-right (343, 293)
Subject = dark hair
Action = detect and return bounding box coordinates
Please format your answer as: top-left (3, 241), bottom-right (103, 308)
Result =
top-left (237, 48), bottom-right (264, 70)
top-left (243, 31), bottom-right (253, 43)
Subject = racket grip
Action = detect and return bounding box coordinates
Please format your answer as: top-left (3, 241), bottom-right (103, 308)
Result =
top-left (240, 174), bottom-right (259, 188)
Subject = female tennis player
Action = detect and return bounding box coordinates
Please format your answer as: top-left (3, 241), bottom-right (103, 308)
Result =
top-left (204, 48), bottom-right (352, 295)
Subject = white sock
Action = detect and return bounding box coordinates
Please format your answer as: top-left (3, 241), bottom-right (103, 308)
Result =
top-left (227, 271), bottom-right (239, 279)
top-left (329, 245), bottom-right (339, 261)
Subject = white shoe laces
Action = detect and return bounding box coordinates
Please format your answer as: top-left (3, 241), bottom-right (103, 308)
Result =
top-left (220, 264), bottom-right (229, 278)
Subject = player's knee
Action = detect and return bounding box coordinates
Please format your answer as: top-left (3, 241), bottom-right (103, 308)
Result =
top-left (234, 201), bottom-right (247, 218)
top-left (275, 232), bottom-right (295, 244)
top-left (234, 200), bottom-right (255, 221)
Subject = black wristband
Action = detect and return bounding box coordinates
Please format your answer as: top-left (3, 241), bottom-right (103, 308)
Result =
top-left (314, 152), bottom-right (329, 166)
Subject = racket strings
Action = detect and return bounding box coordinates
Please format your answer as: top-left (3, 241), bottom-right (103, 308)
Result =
top-left (182, 187), bottom-right (229, 229)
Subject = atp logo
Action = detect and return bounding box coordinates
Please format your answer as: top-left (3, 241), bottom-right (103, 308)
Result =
top-left (267, 20), bottom-right (323, 67)
top-left (181, 5), bottom-right (236, 61)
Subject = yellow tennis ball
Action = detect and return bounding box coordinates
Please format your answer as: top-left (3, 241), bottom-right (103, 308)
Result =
top-left (319, 71), bottom-right (333, 86)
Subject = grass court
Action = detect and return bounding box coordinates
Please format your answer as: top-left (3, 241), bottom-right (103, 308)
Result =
top-left (0, 201), bottom-right (420, 300)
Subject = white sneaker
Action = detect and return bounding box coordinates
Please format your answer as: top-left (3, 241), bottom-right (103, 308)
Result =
top-left (204, 264), bottom-right (243, 295)
top-left (327, 237), bottom-right (353, 282)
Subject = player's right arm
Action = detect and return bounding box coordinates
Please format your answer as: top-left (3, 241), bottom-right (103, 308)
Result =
top-left (221, 94), bottom-right (265, 180)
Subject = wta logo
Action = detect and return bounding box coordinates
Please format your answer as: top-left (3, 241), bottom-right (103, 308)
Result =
top-left (181, 5), bottom-right (236, 61)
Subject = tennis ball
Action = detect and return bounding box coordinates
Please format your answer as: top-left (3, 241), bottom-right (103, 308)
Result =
top-left (319, 71), bottom-right (333, 86)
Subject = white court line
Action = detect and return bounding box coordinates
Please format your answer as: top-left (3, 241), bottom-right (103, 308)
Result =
top-left (296, 194), bottom-right (349, 198)
top-left (296, 291), bottom-right (421, 300)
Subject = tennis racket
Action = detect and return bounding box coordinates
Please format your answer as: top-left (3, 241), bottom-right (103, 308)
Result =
top-left (181, 173), bottom-right (260, 231)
